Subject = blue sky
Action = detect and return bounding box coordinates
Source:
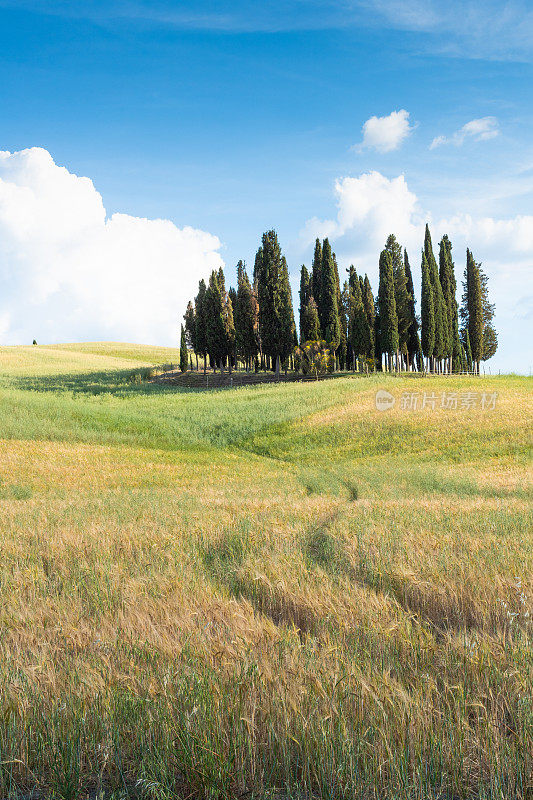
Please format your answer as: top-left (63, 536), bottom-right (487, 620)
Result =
top-left (0, 0), bottom-right (532, 372)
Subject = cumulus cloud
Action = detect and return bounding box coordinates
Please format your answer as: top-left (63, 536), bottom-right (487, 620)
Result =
top-left (356, 109), bottom-right (414, 153)
top-left (0, 147), bottom-right (223, 346)
top-left (300, 169), bottom-right (533, 373)
top-left (430, 117), bottom-right (499, 149)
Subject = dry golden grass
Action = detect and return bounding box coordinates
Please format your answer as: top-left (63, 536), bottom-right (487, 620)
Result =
top-left (0, 344), bottom-right (531, 799)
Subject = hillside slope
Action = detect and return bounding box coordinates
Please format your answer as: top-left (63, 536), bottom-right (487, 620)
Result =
top-left (0, 344), bottom-right (531, 799)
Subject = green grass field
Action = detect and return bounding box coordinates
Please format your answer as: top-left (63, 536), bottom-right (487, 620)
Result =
top-left (0, 342), bottom-right (531, 800)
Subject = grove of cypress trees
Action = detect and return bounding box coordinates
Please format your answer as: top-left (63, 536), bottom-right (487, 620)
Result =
top-left (179, 324), bottom-right (188, 372)
top-left (421, 251), bottom-right (435, 371)
top-left (299, 265), bottom-right (312, 343)
top-left (377, 248), bottom-right (399, 370)
top-left (319, 238), bottom-right (341, 352)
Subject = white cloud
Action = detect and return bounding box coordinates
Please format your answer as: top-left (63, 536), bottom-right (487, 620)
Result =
top-left (430, 117), bottom-right (499, 149)
top-left (300, 170), bottom-right (533, 373)
top-left (0, 147), bottom-right (223, 346)
top-left (356, 109), bottom-right (414, 153)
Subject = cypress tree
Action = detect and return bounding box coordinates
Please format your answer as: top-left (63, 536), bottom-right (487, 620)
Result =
top-left (342, 280), bottom-right (353, 366)
top-left (464, 328), bottom-right (473, 372)
top-left (479, 266), bottom-right (498, 361)
top-left (319, 239), bottom-right (341, 352)
top-left (223, 284), bottom-right (235, 371)
top-left (235, 261), bottom-right (259, 369)
top-left (362, 274), bottom-right (376, 362)
top-left (184, 301), bottom-right (196, 351)
top-left (227, 286), bottom-right (237, 369)
top-left (204, 270), bottom-right (227, 370)
top-left (333, 252), bottom-right (347, 369)
top-left (183, 300), bottom-right (196, 368)
top-left (439, 235), bottom-right (461, 372)
top-left (194, 279), bottom-right (208, 374)
top-left (254, 230), bottom-right (295, 369)
top-left (311, 238), bottom-right (322, 318)
top-left (421, 251), bottom-right (435, 369)
top-left (377, 249), bottom-right (399, 369)
top-left (179, 324), bottom-right (188, 373)
top-left (385, 235), bottom-right (411, 369)
top-left (349, 271), bottom-right (371, 363)
top-left (404, 249), bottom-right (421, 369)
top-left (424, 224), bottom-right (449, 369)
top-left (299, 265), bottom-right (312, 343)
top-left (302, 297), bottom-right (320, 341)
top-left (278, 255), bottom-right (297, 366)
top-left (460, 249), bottom-right (484, 373)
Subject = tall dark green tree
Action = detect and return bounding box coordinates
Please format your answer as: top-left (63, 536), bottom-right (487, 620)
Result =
top-left (333, 252), bottom-right (347, 368)
top-left (228, 286), bottom-right (238, 368)
top-left (464, 329), bottom-right (473, 372)
top-left (254, 230), bottom-right (296, 369)
top-left (319, 238), bottom-right (341, 352)
top-left (278, 255), bottom-right (297, 366)
top-left (299, 265), bottom-right (312, 343)
top-left (204, 270), bottom-right (228, 370)
top-left (234, 261), bottom-right (259, 369)
top-left (460, 249), bottom-right (484, 373)
top-left (439, 235), bottom-right (461, 372)
top-left (377, 249), bottom-right (399, 369)
top-left (420, 251), bottom-right (435, 369)
top-left (404, 250), bottom-right (421, 369)
top-left (385, 235), bottom-right (410, 367)
top-left (362, 274), bottom-right (376, 363)
top-left (183, 301), bottom-right (196, 368)
top-left (223, 284), bottom-right (236, 372)
top-left (194, 279), bottom-right (208, 374)
top-left (424, 224), bottom-right (449, 369)
top-left (479, 266), bottom-right (498, 362)
top-left (348, 267), bottom-right (371, 363)
top-left (179, 324), bottom-right (188, 373)
top-left (311, 238), bottom-right (322, 317)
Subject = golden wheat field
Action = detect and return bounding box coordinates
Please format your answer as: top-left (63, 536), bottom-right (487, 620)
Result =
top-left (0, 343), bottom-right (531, 800)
